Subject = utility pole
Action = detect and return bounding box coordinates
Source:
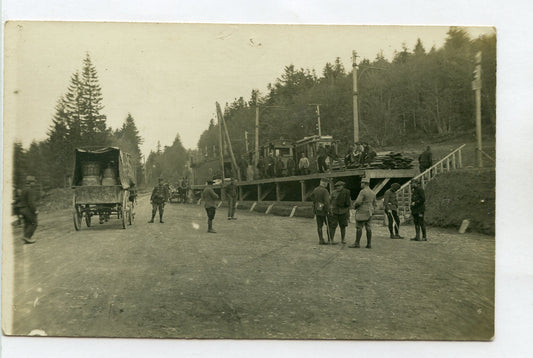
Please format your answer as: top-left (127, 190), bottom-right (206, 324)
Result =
top-left (217, 104), bottom-right (225, 180)
top-left (216, 102), bottom-right (241, 181)
top-left (244, 130), bottom-right (249, 153)
top-left (308, 104), bottom-right (322, 136)
top-left (255, 106), bottom-right (260, 170)
top-left (472, 51), bottom-right (483, 168)
top-left (352, 50), bottom-right (359, 143)
top-left (316, 104), bottom-right (321, 137)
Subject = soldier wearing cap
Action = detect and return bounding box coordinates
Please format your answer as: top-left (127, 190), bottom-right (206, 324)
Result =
top-left (19, 176), bottom-right (39, 244)
top-left (349, 176), bottom-right (377, 249)
top-left (328, 180), bottom-right (351, 244)
top-left (223, 177), bottom-right (238, 220)
top-left (201, 179), bottom-right (219, 233)
top-left (149, 177), bottom-right (168, 223)
top-left (410, 179), bottom-right (427, 241)
top-left (383, 183), bottom-right (404, 239)
top-left (310, 178), bottom-right (331, 245)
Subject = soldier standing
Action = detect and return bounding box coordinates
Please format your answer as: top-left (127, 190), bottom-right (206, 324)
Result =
top-left (410, 179), bottom-right (428, 241)
top-left (418, 146), bottom-right (433, 173)
top-left (317, 144), bottom-right (328, 173)
top-left (19, 176), bottom-right (39, 244)
top-left (328, 181), bottom-right (351, 244)
top-left (148, 177), bottom-right (168, 223)
top-left (349, 177), bottom-right (376, 249)
top-left (202, 179), bottom-right (219, 233)
top-left (223, 178), bottom-right (238, 220)
top-left (383, 183), bottom-right (404, 239)
top-left (286, 155), bottom-right (295, 176)
top-left (310, 178), bottom-right (331, 245)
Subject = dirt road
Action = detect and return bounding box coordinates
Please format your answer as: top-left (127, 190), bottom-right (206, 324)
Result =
top-left (4, 195), bottom-right (494, 340)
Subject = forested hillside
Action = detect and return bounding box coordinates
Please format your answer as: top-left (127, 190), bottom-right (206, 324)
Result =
top-left (198, 27), bottom-right (495, 160)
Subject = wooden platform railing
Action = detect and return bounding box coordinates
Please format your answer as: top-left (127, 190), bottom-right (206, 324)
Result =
top-left (396, 144), bottom-right (466, 222)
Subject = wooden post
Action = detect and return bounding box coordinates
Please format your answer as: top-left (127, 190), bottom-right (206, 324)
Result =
top-left (458, 149), bottom-right (463, 168)
top-left (352, 50), bottom-right (359, 143)
top-left (257, 184), bottom-right (262, 202)
top-left (217, 102), bottom-right (241, 181)
top-left (255, 106), bottom-right (259, 170)
top-left (276, 183), bottom-right (281, 202)
top-left (300, 181), bottom-right (306, 202)
top-left (446, 157), bottom-right (450, 172)
top-left (217, 103), bottom-right (225, 181)
top-left (452, 153), bottom-right (456, 169)
top-left (474, 51), bottom-right (483, 168)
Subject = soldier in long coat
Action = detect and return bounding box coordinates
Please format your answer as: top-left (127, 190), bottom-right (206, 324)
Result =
top-left (410, 179), bottom-right (427, 241)
top-left (202, 179), bottom-right (219, 233)
top-left (310, 179), bottom-right (331, 245)
top-left (383, 183), bottom-right (404, 239)
top-left (19, 176), bottom-right (39, 244)
top-left (149, 177), bottom-right (168, 223)
top-left (223, 178), bottom-right (238, 220)
top-left (349, 177), bottom-right (376, 249)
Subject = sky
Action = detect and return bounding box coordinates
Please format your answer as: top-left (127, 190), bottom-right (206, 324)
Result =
top-left (4, 22), bottom-right (493, 156)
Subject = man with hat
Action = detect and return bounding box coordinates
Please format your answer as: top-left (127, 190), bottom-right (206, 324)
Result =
top-left (349, 176), bottom-right (377, 249)
top-left (201, 179), bottom-right (219, 233)
top-left (19, 176), bottom-right (39, 244)
top-left (310, 178), bottom-right (331, 245)
top-left (223, 177), bottom-right (238, 220)
top-left (383, 183), bottom-right (404, 239)
top-left (328, 180), bottom-right (352, 244)
top-left (410, 179), bottom-right (427, 241)
top-left (149, 177), bottom-right (168, 223)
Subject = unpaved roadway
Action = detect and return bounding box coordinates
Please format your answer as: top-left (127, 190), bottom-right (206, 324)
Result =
top-left (4, 194), bottom-right (494, 340)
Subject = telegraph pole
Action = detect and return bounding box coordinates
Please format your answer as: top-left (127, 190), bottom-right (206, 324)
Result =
top-left (316, 104), bottom-right (321, 137)
top-left (217, 104), bottom-right (225, 180)
top-left (244, 130), bottom-right (249, 153)
top-left (352, 50), bottom-right (359, 143)
top-left (255, 106), bottom-right (259, 169)
top-left (472, 51), bottom-right (483, 168)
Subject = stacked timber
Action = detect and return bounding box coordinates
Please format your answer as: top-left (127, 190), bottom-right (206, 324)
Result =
top-left (369, 152), bottom-right (414, 169)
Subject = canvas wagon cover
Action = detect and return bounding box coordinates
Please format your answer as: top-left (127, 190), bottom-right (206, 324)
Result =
top-left (72, 147), bottom-right (136, 189)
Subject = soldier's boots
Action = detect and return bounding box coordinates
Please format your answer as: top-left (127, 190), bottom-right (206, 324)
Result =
top-left (340, 227), bottom-right (346, 244)
top-left (208, 219), bottom-right (216, 233)
top-left (329, 227), bottom-right (336, 245)
top-left (366, 230), bottom-right (372, 249)
top-left (160, 215), bottom-right (164, 223)
top-left (411, 225), bottom-right (421, 241)
top-left (318, 228), bottom-right (327, 245)
top-left (22, 237), bottom-right (36, 244)
top-left (349, 229), bottom-right (362, 248)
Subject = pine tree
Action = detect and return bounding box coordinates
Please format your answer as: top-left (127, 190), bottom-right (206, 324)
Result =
top-left (80, 53), bottom-right (109, 146)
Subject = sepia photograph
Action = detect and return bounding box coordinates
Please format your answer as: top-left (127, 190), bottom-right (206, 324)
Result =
top-left (1, 21), bottom-right (498, 342)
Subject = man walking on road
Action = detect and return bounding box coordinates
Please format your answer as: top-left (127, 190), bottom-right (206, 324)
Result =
top-left (410, 179), bottom-right (428, 241)
top-left (328, 180), bottom-right (351, 244)
top-left (383, 183), bottom-right (404, 239)
top-left (202, 179), bottom-right (219, 233)
top-left (149, 177), bottom-right (168, 223)
top-left (310, 178), bottom-right (331, 245)
top-left (223, 177), bottom-right (238, 220)
top-left (19, 176), bottom-right (39, 244)
top-left (349, 177), bottom-right (376, 249)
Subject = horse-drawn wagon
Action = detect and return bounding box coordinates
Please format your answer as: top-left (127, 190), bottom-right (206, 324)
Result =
top-left (71, 147), bottom-right (136, 230)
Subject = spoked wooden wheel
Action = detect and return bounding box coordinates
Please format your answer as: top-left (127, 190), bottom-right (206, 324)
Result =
top-left (85, 205), bottom-right (91, 227)
top-left (73, 196), bottom-right (82, 231)
top-left (121, 192), bottom-right (128, 229)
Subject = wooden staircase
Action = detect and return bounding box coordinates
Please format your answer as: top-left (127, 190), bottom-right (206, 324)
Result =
top-left (396, 144), bottom-right (466, 223)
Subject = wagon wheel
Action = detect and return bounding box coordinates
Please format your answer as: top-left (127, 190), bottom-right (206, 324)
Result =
top-left (121, 192), bottom-right (128, 229)
top-left (85, 205), bottom-right (91, 227)
top-left (128, 201), bottom-right (134, 225)
top-left (73, 195), bottom-right (82, 231)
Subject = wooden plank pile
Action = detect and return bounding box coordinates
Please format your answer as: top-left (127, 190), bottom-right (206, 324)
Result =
top-left (370, 152), bottom-right (414, 169)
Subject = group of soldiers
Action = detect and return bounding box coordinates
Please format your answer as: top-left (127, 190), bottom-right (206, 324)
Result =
top-left (310, 176), bottom-right (427, 247)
